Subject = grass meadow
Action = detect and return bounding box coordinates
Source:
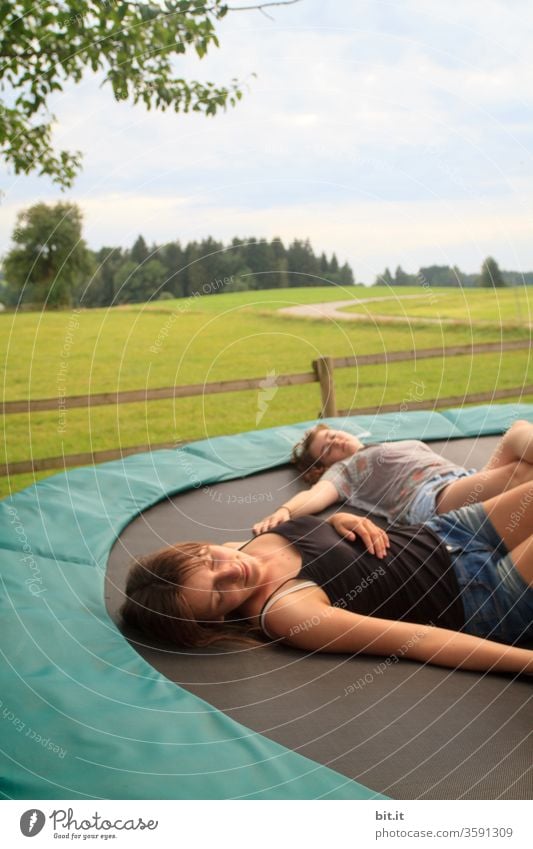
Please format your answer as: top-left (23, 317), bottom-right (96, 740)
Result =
top-left (1, 285), bottom-right (532, 499)
top-left (342, 286), bottom-right (533, 323)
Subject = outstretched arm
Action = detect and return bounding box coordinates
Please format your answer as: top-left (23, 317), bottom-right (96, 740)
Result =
top-left (264, 595), bottom-right (533, 675)
top-left (253, 479), bottom-right (340, 534)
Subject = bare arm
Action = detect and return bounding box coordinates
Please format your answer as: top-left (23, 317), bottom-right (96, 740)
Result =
top-left (265, 595), bottom-right (533, 675)
top-left (328, 512), bottom-right (390, 559)
top-left (252, 479), bottom-right (340, 534)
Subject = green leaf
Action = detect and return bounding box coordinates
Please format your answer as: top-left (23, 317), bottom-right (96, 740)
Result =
top-left (0, 0), bottom-right (253, 186)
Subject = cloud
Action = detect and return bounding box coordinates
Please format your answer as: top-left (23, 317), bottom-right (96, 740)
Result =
top-left (2, 0), bottom-right (533, 275)
top-left (73, 192), bottom-right (533, 277)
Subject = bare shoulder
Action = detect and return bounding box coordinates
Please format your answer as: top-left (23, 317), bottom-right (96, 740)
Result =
top-left (265, 586), bottom-right (435, 655)
top-left (263, 582), bottom-right (331, 641)
top-left (223, 541), bottom-right (247, 549)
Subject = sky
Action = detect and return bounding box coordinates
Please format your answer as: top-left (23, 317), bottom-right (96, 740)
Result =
top-left (2, 0), bottom-right (533, 283)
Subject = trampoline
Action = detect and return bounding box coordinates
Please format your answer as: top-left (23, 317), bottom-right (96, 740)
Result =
top-left (2, 405), bottom-right (532, 800)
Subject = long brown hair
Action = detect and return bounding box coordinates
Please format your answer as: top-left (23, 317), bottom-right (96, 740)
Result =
top-left (291, 423), bottom-right (330, 484)
top-left (121, 542), bottom-right (264, 648)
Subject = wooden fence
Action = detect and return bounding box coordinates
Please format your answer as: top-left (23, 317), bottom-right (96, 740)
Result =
top-left (2, 340), bottom-right (532, 476)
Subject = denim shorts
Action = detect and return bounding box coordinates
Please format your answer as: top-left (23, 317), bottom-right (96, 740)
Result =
top-left (426, 503), bottom-right (533, 644)
top-left (405, 468), bottom-right (476, 523)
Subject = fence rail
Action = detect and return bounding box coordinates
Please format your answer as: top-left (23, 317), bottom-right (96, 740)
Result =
top-left (0, 372), bottom-right (317, 415)
top-left (2, 339), bottom-right (531, 476)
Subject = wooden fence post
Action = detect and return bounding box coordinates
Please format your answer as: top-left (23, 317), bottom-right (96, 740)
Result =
top-left (314, 356), bottom-right (337, 417)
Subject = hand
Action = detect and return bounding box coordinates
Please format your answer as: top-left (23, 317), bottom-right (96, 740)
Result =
top-left (253, 506), bottom-right (291, 535)
top-left (328, 512), bottom-right (390, 559)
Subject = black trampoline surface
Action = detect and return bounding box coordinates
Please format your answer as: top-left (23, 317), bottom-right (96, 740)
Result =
top-left (106, 437), bottom-right (533, 800)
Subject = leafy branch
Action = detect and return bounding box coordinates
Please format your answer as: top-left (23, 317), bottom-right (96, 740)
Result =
top-left (0, 0), bottom-right (300, 187)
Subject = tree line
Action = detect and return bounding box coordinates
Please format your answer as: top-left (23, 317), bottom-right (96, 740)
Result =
top-left (1, 202), bottom-right (530, 309)
top-left (0, 202), bottom-right (354, 308)
top-left (375, 259), bottom-right (526, 288)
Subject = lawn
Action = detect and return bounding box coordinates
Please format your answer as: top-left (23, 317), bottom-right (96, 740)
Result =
top-left (341, 286), bottom-right (533, 324)
top-left (1, 285), bottom-right (532, 498)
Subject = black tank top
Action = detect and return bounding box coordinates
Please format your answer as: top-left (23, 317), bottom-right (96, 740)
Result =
top-left (258, 516), bottom-right (465, 630)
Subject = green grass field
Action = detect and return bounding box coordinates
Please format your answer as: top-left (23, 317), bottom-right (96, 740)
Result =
top-left (342, 286), bottom-right (533, 323)
top-left (2, 285), bottom-right (532, 499)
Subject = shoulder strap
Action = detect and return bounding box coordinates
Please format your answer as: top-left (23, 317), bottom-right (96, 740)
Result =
top-left (260, 580), bottom-right (318, 640)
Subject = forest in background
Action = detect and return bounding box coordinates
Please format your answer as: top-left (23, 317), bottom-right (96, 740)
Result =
top-left (80, 234), bottom-right (356, 306)
top-left (1, 202), bottom-right (532, 309)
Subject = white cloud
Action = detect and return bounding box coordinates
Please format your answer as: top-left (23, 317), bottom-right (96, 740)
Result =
top-left (72, 192), bottom-right (533, 276)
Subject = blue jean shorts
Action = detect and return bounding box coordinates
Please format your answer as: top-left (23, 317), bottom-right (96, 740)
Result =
top-left (405, 468), bottom-right (476, 523)
top-left (426, 503), bottom-right (533, 644)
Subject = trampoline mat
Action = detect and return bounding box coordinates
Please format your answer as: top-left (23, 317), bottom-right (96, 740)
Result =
top-left (106, 437), bottom-right (533, 800)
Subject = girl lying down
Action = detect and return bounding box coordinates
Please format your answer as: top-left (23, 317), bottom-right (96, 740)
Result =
top-left (253, 419), bottom-right (533, 534)
top-left (122, 481), bottom-right (533, 676)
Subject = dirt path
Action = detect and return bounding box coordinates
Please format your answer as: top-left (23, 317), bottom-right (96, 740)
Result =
top-left (278, 293), bottom-right (454, 324)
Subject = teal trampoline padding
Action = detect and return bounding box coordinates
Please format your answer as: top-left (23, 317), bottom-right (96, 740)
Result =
top-left (436, 403), bottom-right (533, 438)
top-left (1, 404), bottom-right (532, 800)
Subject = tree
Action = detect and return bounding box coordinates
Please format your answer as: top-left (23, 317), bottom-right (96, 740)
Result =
top-left (114, 257), bottom-right (168, 303)
top-left (480, 256), bottom-right (505, 288)
top-left (374, 267), bottom-right (393, 286)
top-left (138, 258), bottom-right (168, 299)
top-left (225, 267), bottom-right (253, 292)
top-left (3, 202), bottom-right (93, 306)
top-left (183, 241), bottom-right (207, 296)
top-left (287, 239), bottom-right (321, 286)
top-left (275, 257), bottom-right (290, 289)
top-left (197, 236), bottom-right (226, 286)
top-left (338, 262), bottom-right (355, 286)
top-left (1, 1), bottom-right (299, 187)
top-left (81, 246), bottom-right (124, 306)
top-left (394, 265), bottom-right (415, 286)
top-left (270, 237), bottom-right (289, 288)
top-left (243, 238), bottom-right (276, 289)
top-left (159, 241), bottom-right (185, 297)
top-left (113, 260), bottom-right (140, 304)
top-left (130, 235), bottom-right (150, 266)
top-left (418, 265), bottom-right (457, 287)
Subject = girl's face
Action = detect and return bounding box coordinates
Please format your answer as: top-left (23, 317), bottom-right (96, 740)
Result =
top-left (179, 545), bottom-right (261, 621)
top-left (310, 428), bottom-right (362, 467)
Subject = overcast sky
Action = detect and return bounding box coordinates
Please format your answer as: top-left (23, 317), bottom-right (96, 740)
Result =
top-left (2, 0), bottom-right (533, 282)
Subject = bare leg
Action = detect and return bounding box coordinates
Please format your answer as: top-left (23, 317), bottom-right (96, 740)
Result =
top-left (436, 461), bottom-right (533, 514)
top-left (480, 480), bottom-right (533, 552)
top-left (504, 535), bottom-right (533, 588)
top-left (436, 420), bottom-right (533, 513)
top-left (483, 419), bottom-right (533, 470)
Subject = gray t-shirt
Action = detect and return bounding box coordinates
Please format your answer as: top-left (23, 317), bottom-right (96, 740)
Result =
top-left (322, 440), bottom-right (467, 522)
